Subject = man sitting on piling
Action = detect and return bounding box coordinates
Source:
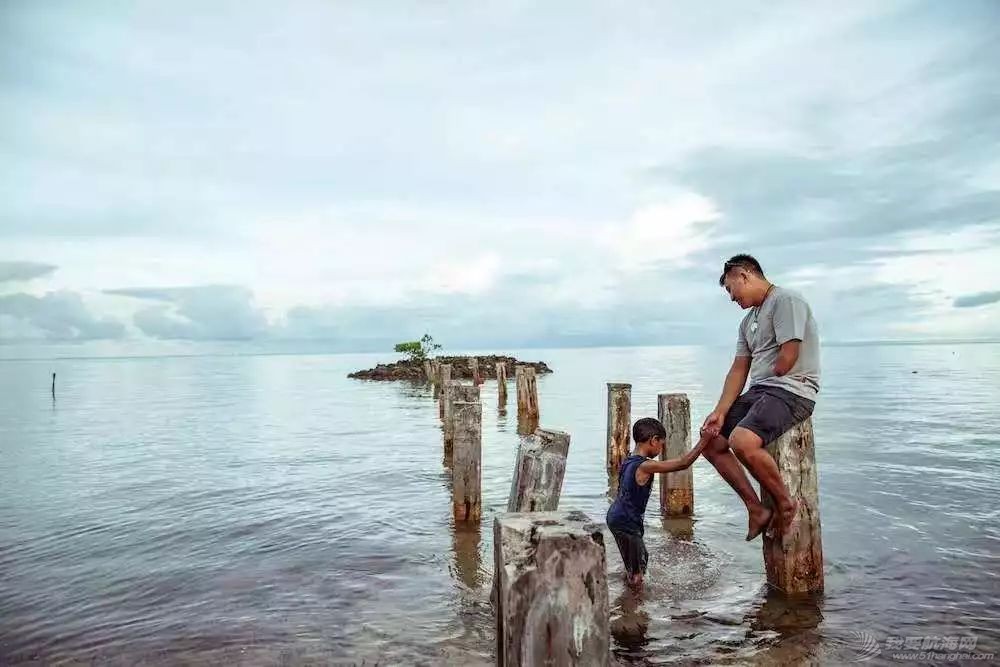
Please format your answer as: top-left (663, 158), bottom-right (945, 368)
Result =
top-left (700, 254), bottom-right (820, 540)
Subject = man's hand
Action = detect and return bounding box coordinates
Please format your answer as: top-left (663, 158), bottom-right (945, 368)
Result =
top-left (701, 410), bottom-right (725, 438)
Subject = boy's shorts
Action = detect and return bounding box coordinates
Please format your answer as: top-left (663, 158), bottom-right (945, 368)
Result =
top-left (611, 528), bottom-right (648, 577)
top-left (721, 384), bottom-right (815, 446)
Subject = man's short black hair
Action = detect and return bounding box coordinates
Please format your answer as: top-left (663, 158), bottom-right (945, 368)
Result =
top-left (633, 417), bottom-right (666, 444)
top-left (719, 254), bottom-right (765, 286)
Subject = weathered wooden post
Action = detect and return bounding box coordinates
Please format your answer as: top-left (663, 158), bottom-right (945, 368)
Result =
top-left (658, 393), bottom-right (693, 516)
top-left (493, 510), bottom-right (609, 666)
top-left (452, 398), bottom-right (482, 522)
top-left (431, 359), bottom-right (442, 399)
top-left (51, 372), bottom-right (56, 399)
top-left (761, 418), bottom-right (824, 595)
top-left (444, 382), bottom-right (480, 461)
top-left (438, 364), bottom-right (452, 419)
top-left (606, 383), bottom-right (631, 486)
top-left (423, 359), bottom-right (433, 383)
top-left (507, 429), bottom-right (570, 512)
top-left (515, 366), bottom-right (539, 435)
top-left (496, 362), bottom-right (508, 410)
top-left (469, 357), bottom-right (482, 385)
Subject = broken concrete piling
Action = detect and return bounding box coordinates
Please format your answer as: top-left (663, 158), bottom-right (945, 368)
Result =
top-left (658, 392), bottom-right (694, 516)
top-left (506, 428), bottom-right (571, 512)
top-left (515, 366), bottom-right (539, 435)
top-left (452, 398), bottom-right (482, 522)
top-left (496, 362), bottom-right (508, 410)
top-left (606, 383), bottom-right (631, 487)
top-left (761, 418), bottom-right (825, 595)
top-left (438, 364), bottom-right (452, 419)
top-left (493, 511), bottom-right (609, 666)
top-left (444, 382), bottom-right (480, 461)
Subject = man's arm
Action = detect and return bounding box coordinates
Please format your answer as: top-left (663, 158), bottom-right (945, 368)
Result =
top-left (638, 436), bottom-right (709, 480)
top-left (774, 340), bottom-right (800, 376)
top-left (772, 293), bottom-right (808, 375)
top-left (701, 356), bottom-right (750, 436)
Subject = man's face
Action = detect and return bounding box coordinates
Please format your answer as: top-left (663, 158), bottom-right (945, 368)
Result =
top-left (723, 271), bottom-right (752, 309)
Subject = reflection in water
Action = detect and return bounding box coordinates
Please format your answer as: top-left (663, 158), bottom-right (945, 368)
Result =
top-left (743, 588), bottom-right (825, 663)
top-left (660, 516), bottom-right (695, 542)
top-left (451, 522), bottom-right (483, 591)
top-left (610, 588), bottom-right (652, 655)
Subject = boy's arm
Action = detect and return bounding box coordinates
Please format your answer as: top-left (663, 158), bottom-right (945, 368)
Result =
top-left (638, 436), bottom-right (710, 475)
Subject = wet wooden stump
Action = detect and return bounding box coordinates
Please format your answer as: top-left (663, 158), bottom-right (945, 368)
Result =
top-left (431, 359), bottom-right (442, 399)
top-left (761, 418), bottom-right (824, 595)
top-left (515, 366), bottom-right (539, 435)
top-left (493, 511), bottom-right (609, 666)
top-left (438, 364), bottom-right (452, 419)
top-left (423, 360), bottom-right (433, 383)
top-left (470, 357), bottom-right (482, 385)
top-left (452, 399), bottom-right (482, 522)
top-left (606, 383), bottom-right (631, 487)
top-left (658, 393), bottom-right (693, 516)
top-left (444, 382), bottom-right (480, 461)
top-left (496, 362), bottom-right (508, 411)
top-left (507, 429), bottom-right (570, 512)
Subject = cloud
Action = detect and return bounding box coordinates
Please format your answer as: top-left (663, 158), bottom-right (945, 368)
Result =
top-left (0, 261), bottom-right (56, 283)
top-left (954, 291), bottom-right (1000, 309)
top-left (105, 285), bottom-right (268, 340)
top-left (0, 290), bottom-right (125, 340)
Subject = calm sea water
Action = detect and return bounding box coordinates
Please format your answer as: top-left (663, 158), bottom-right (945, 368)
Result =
top-left (1, 343), bottom-right (998, 665)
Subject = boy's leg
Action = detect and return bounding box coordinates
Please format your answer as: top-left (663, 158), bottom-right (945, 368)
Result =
top-left (703, 433), bottom-right (772, 540)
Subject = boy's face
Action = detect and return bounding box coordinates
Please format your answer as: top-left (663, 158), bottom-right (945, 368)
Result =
top-left (648, 435), bottom-right (665, 456)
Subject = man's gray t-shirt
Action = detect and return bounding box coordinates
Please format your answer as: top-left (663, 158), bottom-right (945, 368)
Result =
top-left (736, 286), bottom-right (820, 401)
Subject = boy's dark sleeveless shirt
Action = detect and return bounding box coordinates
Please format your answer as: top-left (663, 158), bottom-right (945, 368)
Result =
top-left (606, 454), bottom-right (653, 534)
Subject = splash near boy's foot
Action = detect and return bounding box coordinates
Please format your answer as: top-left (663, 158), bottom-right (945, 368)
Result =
top-left (745, 506), bottom-right (773, 541)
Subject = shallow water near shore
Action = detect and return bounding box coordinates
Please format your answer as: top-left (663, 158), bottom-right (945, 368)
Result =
top-left (2, 342), bottom-right (999, 664)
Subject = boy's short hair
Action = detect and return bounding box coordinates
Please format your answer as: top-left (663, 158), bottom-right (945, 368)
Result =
top-left (633, 417), bottom-right (666, 444)
top-left (719, 253), bottom-right (765, 286)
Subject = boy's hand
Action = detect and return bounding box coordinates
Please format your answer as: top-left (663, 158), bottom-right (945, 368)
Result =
top-left (701, 410), bottom-right (724, 438)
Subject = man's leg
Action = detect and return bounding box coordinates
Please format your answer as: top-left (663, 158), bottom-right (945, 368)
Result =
top-left (703, 434), bottom-right (773, 540)
top-left (728, 427), bottom-right (797, 534)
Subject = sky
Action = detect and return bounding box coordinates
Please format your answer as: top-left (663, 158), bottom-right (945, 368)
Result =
top-left (1, 0), bottom-right (999, 351)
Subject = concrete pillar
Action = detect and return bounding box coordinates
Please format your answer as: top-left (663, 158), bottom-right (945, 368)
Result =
top-left (444, 382), bottom-right (480, 461)
top-left (606, 383), bottom-right (631, 487)
top-left (431, 359), bottom-right (442, 399)
top-left (658, 393), bottom-right (693, 516)
top-left (452, 399), bottom-right (482, 522)
top-left (515, 366), bottom-right (539, 435)
top-left (761, 418), bottom-right (824, 595)
top-left (496, 362), bottom-right (508, 411)
top-left (470, 357), bottom-right (482, 385)
top-left (507, 429), bottom-right (570, 512)
top-left (423, 360), bottom-right (433, 383)
top-left (438, 364), bottom-right (452, 419)
top-left (493, 511), bottom-right (609, 666)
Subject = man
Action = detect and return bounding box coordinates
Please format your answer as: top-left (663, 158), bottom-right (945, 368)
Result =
top-left (701, 254), bottom-right (820, 540)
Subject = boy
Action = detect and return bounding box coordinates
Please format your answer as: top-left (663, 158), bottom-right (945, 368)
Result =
top-left (606, 417), bottom-right (708, 589)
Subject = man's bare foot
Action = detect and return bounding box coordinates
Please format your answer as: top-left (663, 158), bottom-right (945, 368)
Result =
top-left (779, 499), bottom-right (800, 537)
top-left (746, 506), bottom-right (773, 541)
top-left (766, 500), bottom-right (800, 538)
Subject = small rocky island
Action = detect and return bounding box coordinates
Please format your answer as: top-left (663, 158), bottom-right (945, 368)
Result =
top-left (348, 355), bottom-right (552, 381)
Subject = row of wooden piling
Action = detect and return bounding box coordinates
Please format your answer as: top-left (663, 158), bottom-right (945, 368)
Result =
top-left (430, 360), bottom-right (544, 525)
top-left (424, 362), bottom-right (823, 665)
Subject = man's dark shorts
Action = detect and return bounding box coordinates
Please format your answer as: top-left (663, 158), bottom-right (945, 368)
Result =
top-left (721, 384), bottom-right (815, 446)
top-left (610, 527), bottom-right (648, 578)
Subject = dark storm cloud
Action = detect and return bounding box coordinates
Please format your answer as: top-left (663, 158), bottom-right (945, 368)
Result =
top-left (0, 291), bottom-right (124, 340)
top-left (953, 291), bottom-right (1000, 309)
top-left (0, 261), bottom-right (57, 282)
top-left (105, 285), bottom-right (268, 340)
